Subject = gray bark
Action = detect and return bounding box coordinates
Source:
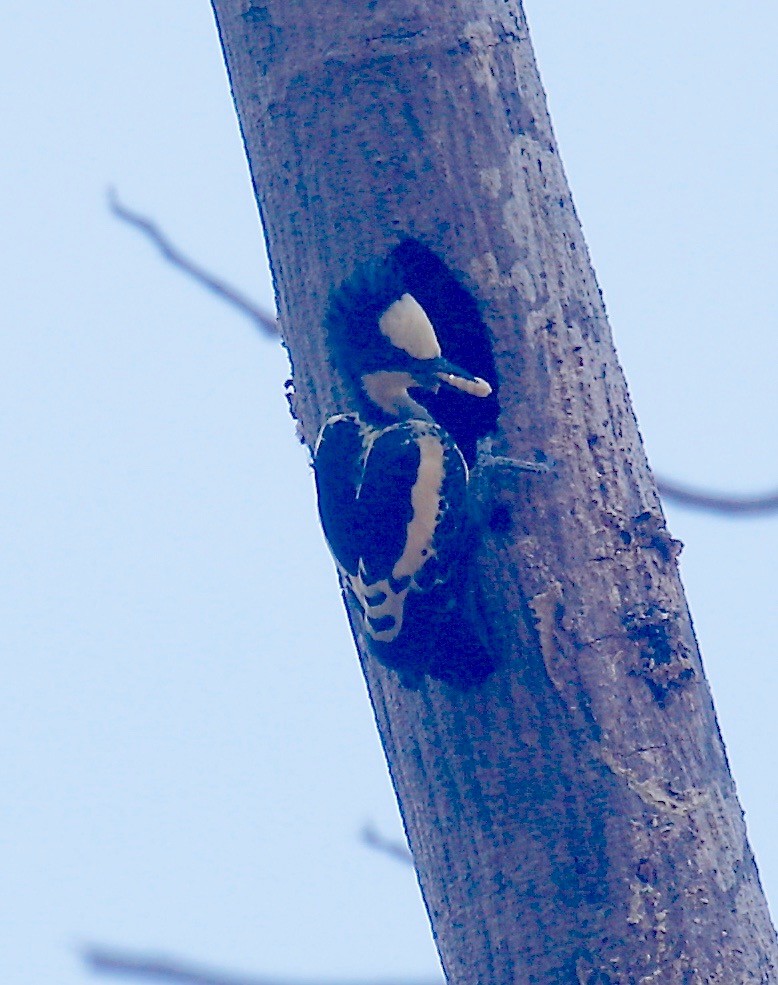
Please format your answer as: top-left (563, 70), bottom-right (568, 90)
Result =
top-left (210, 1), bottom-right (778, 981)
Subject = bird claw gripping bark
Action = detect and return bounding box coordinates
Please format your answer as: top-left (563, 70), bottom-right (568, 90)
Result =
top-left (468, 436), bottom-right (551, 528)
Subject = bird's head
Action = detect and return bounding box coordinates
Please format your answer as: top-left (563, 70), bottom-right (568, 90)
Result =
top-left (326, 262), bottom-right (492, 423)
top-left (359, 292), bottom-right (492, 421)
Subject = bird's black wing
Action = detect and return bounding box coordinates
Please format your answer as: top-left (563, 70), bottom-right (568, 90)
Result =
top-left (356, 422), bottom-right (421, 586)
top-left (313, 413), bottom-right (367, 576)
top-left (316, 415), bottom-right (493, 688)
top-left (358, 420), bottom-right (468, 588)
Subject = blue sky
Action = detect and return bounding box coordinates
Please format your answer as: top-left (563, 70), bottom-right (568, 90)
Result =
top-left (2, 3), bottom-right (777, 982)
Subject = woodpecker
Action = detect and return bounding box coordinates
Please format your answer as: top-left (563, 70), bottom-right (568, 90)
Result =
top-left (314, 258), bottom-right (496, 687)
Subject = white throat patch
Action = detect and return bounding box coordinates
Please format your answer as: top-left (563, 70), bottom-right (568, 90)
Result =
top-left (361, 370), bottom-right (431, 420)
top-left (378, 293), bottom-right (442, 360)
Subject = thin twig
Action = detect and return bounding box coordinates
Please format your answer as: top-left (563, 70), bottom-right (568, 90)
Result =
top-left (83, 946), bottom-right (439, 985)
top-left (361, 825), bottom-right (413, 865)
top-left (84, 946), bottom-right (259, 985)
top-left (655, 477), bottom-right (778, 517)
top-left (108, 189), bottom-right (278, 337)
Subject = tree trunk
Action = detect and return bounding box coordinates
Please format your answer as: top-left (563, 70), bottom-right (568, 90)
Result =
top-left (210, 1), bottom-right (778, 981)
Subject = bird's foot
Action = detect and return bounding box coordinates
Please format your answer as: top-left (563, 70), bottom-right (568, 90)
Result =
top-left (468, 438), bottom-right (552, 528)
top-left (478, 453), bottom-right (550, 475)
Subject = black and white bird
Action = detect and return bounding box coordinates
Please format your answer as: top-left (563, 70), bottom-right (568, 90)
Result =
top-left (313, 258), bottom-right (497, 687)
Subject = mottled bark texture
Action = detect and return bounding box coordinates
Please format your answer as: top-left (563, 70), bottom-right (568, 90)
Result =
top-left (210, 2), bottom-right (778, 981)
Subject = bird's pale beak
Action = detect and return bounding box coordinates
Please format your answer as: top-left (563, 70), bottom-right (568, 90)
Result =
top-left (432, 358), bottom-right (492, 398)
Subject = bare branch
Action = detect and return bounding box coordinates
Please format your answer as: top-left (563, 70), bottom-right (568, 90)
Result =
top-left (84, 946), bottom-right (257, 985)
top-left (656, 476), bottom-right (778, 516)
top-left (82, 945), bottom-right (439, 985)
top-left (360, 825), bottom-right (413, 866)
top-left (108, 189), bottom-right (278, 338)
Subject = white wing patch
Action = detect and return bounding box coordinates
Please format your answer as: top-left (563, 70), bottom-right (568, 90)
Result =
top-left (378, 293), bottom-right (442, 359)
top-left (392, 434), bottom-right (444, 579)
top-left (345, 429), bottom-right (447, 644)
top-left (347, 566), bottom-right (409, 644)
